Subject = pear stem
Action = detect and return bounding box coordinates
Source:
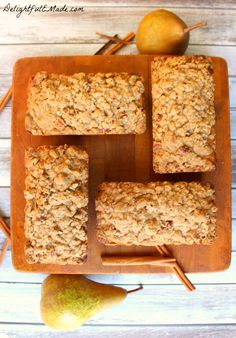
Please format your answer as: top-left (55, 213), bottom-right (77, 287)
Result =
top-left (127, 284), bottom-right (143, 294)
top-left (184, 20), bottom-right (207, 34)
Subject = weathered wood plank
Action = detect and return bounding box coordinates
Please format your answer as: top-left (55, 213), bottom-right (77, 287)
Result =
top-left (0, 215), bottom-right (235, 283)
top-left (0, 75), bottom-right (12, 109)
top-left (0, 218), bottom-right (10, 248)
top-left (0, 283), bottom-right (235, 324)
top-left (0, 0), bottom-right (234, 331)
top-left (232, 142), bottom-right (236, 187)
top-left (0, 250), bottom-right (235, 284)
top-left (0, 323), bottom-right (236, 338)
top-left (229, 78), bottom-right (236, 108)
top-left (0, 44), bottom-right (236, 76)
top-left (0, 106), bottom-right (11, 138)
top-left (0, 8), bottom-right (235, 45)
top-left (0, 187), bottom-right (10, 216)
top-left (0, 139), bottom-right (10, 186)
top-left (231, 110), bottom-right (236, 139)
top-left (2, 0), bottom-right (236, 8)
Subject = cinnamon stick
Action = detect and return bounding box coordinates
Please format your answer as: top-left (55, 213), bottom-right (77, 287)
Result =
top-left (156, 245), bottom-right (166, 256)
top-left (159, 245), bottom-right (171, 256)
top-left (0, 85), bottom-right (12, 113)
top-left (96, 32), bottom-right (132, 45)
top-left (172, 262), bottom-right (195, 291)
top-left (159, 260), bottom-right (195, 291)
top-left (102, 255), bottom-right (176, 266)
top-left (105, 32), bottom-right (135, 55)
top-left (95, 34), bottom-right (118, 55)
top-left (0, 238), bottom-right (10, 266)
top-left (0, 84), bottom-right (12, 268)
top-left (0, 217), bottom-right (10, 240)
top-left (156, 245), bottom-right (195, 292)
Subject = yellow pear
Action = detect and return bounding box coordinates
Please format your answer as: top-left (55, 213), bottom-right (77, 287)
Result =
top-left (136, 9), bottom-right (206, 55)
top-left (40, 275), bottom-right (142, 330)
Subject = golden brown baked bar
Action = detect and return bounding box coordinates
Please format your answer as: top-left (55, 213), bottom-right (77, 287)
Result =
top-left (26, 72), bottom-right (146, 135)
top-left (152, 56), bottom-right (216, 173)
top-left (96, 182), bottom-right (217, 246)
top-left (24, 145), bottom-right (88, 264)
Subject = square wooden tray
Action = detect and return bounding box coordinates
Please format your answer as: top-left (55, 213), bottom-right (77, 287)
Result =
top-left (11, 55), bottom-right (231, 274)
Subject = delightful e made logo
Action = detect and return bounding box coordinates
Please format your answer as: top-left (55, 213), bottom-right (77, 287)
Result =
top-left (2, 3), bottom-right (84, 18)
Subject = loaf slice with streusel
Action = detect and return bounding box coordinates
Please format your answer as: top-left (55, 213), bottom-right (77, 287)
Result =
top-left (24, 145), bottom-right (88, 264)
top-left (96, 181), bottom-right (217, 246)
top-left (26, 72), bottom-right (146, 135)
top-left (152, 56), bottom-right (216, 173)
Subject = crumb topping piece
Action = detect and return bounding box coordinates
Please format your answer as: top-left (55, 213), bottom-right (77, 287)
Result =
top-left (24, 145), bottom-right (88, 264)
top-left (96, 182), bottom-right (217, 246)
top-left (152, 56), bottom-right (216, 173)
top-left (26, 72), bottom-right (146, 135)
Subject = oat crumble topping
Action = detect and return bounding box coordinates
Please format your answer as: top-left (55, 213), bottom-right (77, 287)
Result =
top-left (152, 56), bottom-right (216, 173)
top-left (24, 145), bottom-right (88, 264)
top-left (26, 72), bottom-right (146, 135)
top-left (96, 182), bottom-right (217, 246)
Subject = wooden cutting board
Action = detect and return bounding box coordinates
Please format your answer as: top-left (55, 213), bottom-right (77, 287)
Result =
top-left (11, 55), bottom-right (231, 274)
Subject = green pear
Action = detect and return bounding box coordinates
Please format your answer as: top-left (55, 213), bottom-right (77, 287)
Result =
top-left (40, 275), bottom-right (142, 330)
top-left (136, 9), bottom-right (206, 55)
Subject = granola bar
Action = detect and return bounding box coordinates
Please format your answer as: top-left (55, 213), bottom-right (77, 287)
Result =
top-left (26, 72), bottom-right (146, 135)
top-left (96, 182), bottom-right (217, 246)
top-left (152, 56), bottom-right (216, 173)
top-left (24, 145), bottom-right (88, 264)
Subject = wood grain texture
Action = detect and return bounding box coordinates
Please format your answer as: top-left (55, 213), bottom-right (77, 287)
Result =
top-left (0, 107), bottom-right (12, 138)
top-left (0, 219), bottom-right (10, 248)
top-left (229, 78), bottom-right (236, 107)
top-left (0, 283), bottom-right (236, 324)
top-left (1, 324), bottom-right (236, 338)
top-left (10, 55), bottom-right (231, 274)
top-left (0, 0), bottom-right (235, 333)
top-left (0, 249), bottom-right (235, 284)
top-left (2, 0), bottom-right (236, 7)
top-left (0, 8), bottom-right (235, 45)
top-left (0, 139), bottom-right (10, 186)
top-left (2, 212), bottom-right (236, 279)
top-left (0, 134), bottom-right (233, 186)
top-left (231, 110), bottom-right (236, 138)
top-left (0, 187), bottom-right (10, 216)
top-left (1, 45), bottom-right (236, 75)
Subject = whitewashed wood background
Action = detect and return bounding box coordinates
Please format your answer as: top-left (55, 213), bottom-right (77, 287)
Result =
top-left (0, 1), bottom-right (235, 337)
